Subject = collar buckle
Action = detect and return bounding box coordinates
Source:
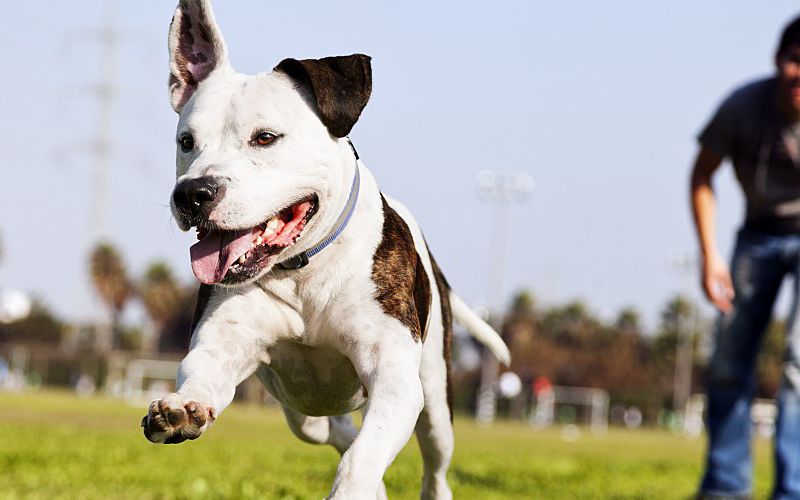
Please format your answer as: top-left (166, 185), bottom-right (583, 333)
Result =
top-left (277, 252), bottom-right (309, 270)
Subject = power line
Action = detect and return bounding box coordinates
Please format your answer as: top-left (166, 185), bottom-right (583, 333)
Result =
top-left (89, 0), bottom-right (118, 242)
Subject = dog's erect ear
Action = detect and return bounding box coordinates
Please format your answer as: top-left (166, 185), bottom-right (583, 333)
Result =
top-left (274, 54), bottom-right (372, 138)
top-left (168, 0), bottom-right (230, 113)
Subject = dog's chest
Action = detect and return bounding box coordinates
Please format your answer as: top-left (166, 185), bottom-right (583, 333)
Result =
top-left (256, 340), bottom-right (366, 416)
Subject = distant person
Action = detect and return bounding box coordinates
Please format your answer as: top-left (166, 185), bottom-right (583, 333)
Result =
top-left (690, 15), bottom-right (800, 500)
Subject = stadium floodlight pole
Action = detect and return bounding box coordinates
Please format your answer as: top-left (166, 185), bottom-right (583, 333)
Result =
top-left (666, 248), bottom-right (699, 427)
top-left (475, 170), bottom-right (533, 424)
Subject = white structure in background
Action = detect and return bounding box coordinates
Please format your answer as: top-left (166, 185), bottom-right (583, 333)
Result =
top-left (122, 359), bottom-right (180, 404)
top-left (0, 358), bottom-right (7, 389)
top-left (475, 169), bottom-right (533, 425)
top-left (752, 399), bottom-right (778, 438)
top-left (623, 406), bottom-right (643, 428)
top-left (0, 290), bottom-right (32, 391)
top-left (498, 371), bottom-right (522, 398)
top-left (665, 248), bottom-right (700, 425)
top-left (683, 394), bottom-right (777, 438)
top-left (0, 289), bottom-right (32, 324)
top-left (1, 346), bottom-right (29, 392)
top-left (530, 384), bottom-right (556, 429)
top-left (684, 394), bottom-right (706, 437)
top-left (530, 385), bottom-right (610, 434)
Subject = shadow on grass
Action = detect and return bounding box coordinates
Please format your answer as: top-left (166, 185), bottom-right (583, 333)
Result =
top-left (452, 466), bottom-right (505, 489)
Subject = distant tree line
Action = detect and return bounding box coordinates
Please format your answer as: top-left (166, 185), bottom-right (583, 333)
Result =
top-left (0, 239), bottom-right (788, 420)
top-left (485, 290), bottom-right (785, 419)
top-left (0, 241), bottom-right (196, 355)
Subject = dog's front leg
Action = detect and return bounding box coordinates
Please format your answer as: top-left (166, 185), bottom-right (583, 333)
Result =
top-left (141, 327), bottom-right (263, 444)
top-left (328, 332), bottom-right (424, 499)
top-left (141, 289), bottom-right (274, 444)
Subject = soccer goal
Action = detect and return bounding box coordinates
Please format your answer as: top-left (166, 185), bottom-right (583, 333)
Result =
top-left (529, 385), bottom-right (609, 433)
top-left (123, 359), bottom-right (180, 404)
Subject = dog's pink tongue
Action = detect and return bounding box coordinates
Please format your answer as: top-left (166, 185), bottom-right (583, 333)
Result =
top-left (190, 229), bottom-right (254, 284)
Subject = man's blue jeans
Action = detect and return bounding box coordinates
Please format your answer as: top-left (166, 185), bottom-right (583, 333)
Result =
top-left (700, 229), bottom-right (800, 499)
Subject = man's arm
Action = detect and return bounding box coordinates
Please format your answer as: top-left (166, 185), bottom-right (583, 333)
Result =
top-left (690, 146), bottom-right (734, 313)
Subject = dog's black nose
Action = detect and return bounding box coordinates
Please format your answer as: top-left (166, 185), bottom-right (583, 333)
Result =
top-left (173, 176), bottom-right (222, 218)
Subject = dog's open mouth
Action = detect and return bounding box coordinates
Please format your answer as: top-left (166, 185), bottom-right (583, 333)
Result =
top-left (189, 195), bottom-right (318, 285)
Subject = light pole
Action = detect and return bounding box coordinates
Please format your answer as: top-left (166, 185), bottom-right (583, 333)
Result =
top-left (666, 248), bottom-right (699, 425)
top-left (475, 170), bottom-right (533, 424)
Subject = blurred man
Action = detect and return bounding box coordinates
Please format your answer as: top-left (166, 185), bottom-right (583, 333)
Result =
top-left (690, 15), bottom-right (800, 500)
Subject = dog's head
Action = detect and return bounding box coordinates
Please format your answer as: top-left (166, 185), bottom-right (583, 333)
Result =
top-left (167, 0), bottom-right (371, 287)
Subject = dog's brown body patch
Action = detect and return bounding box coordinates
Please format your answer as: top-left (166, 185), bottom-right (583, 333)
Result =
top-left (190, 198), bottom-right (450, 416)
top-left (372, 196), bottom-right (431, 342)
top-left (429, 253), bottom-right (454, 419)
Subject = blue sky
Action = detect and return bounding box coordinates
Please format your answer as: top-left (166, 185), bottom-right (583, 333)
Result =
top-left (1, 1), bottom-right (799, 330)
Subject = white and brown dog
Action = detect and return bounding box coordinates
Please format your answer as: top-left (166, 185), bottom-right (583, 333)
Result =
top-left (141, 1), bottom-right (510, 498)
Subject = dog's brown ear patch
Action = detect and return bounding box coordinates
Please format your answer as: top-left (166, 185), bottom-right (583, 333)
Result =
top-left (372, 196), bottom-right (431, 342)
top-left (168, 0), bottom-right (229, 112)
top-left (274, 54), bottom-right (372, 137)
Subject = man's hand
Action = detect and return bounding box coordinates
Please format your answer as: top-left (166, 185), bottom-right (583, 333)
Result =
top-left (690, 146), bottom-right (732, 312)
top-left (702, 253), bottom-right (734, 313)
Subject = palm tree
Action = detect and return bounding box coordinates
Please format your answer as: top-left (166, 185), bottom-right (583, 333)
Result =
top-left (89, 242), bottom-right (132, 352)
top-left (615, 307), bottom-right (642, 336)
top-left (138, 261), bottom-right (182, 354)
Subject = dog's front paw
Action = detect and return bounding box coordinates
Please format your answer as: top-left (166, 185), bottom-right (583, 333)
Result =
top-left (141, 394), bottom-right (216, 444)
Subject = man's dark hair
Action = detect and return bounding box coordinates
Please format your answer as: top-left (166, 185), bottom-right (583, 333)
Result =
top-left (778, 15), bottom-right (800, 55)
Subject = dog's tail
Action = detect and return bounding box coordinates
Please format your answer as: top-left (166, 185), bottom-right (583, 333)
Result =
top-left (449, 292), bottom-right (511, 366)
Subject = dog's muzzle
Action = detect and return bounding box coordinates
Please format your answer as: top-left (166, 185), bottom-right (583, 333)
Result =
top-left (172, 176), bottom-right (225, 225)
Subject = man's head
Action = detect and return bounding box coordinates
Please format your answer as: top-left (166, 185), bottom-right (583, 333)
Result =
top-left (775, 15), bottom-right (800, 116)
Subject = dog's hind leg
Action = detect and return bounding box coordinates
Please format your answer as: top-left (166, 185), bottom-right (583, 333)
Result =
top-left (281, 405), bottom-right (357, 454)
top-left (281, 406), bottom-right (389, 500)
top-left (415, 347), bottom-right (454, 499)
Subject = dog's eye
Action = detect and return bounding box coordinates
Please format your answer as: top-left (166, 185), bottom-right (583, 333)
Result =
top-left (178, 133), bottom-right (194, 153)
top-left (252, 132), bottom-right (278, 147)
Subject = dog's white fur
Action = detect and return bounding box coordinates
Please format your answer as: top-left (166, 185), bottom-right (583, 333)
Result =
top-left (144, 2), bottom-right (510, 499)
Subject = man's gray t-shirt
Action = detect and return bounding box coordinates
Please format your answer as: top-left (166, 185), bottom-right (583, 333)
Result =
top-left (699, 77), bottom-right (800, 233)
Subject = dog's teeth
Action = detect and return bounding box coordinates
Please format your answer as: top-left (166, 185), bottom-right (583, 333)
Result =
top-left (267, 218), bottom-right (279, 229)
top-left (263, 228), bottom-right (274, 237)
top-left (238, 255), bottom-right (246, 264)
top-left (256, 236), bottom-right (264, 245)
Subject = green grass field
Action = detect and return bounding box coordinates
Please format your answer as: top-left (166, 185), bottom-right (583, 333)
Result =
top-left (0, 390), bottom-right (774, 499)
